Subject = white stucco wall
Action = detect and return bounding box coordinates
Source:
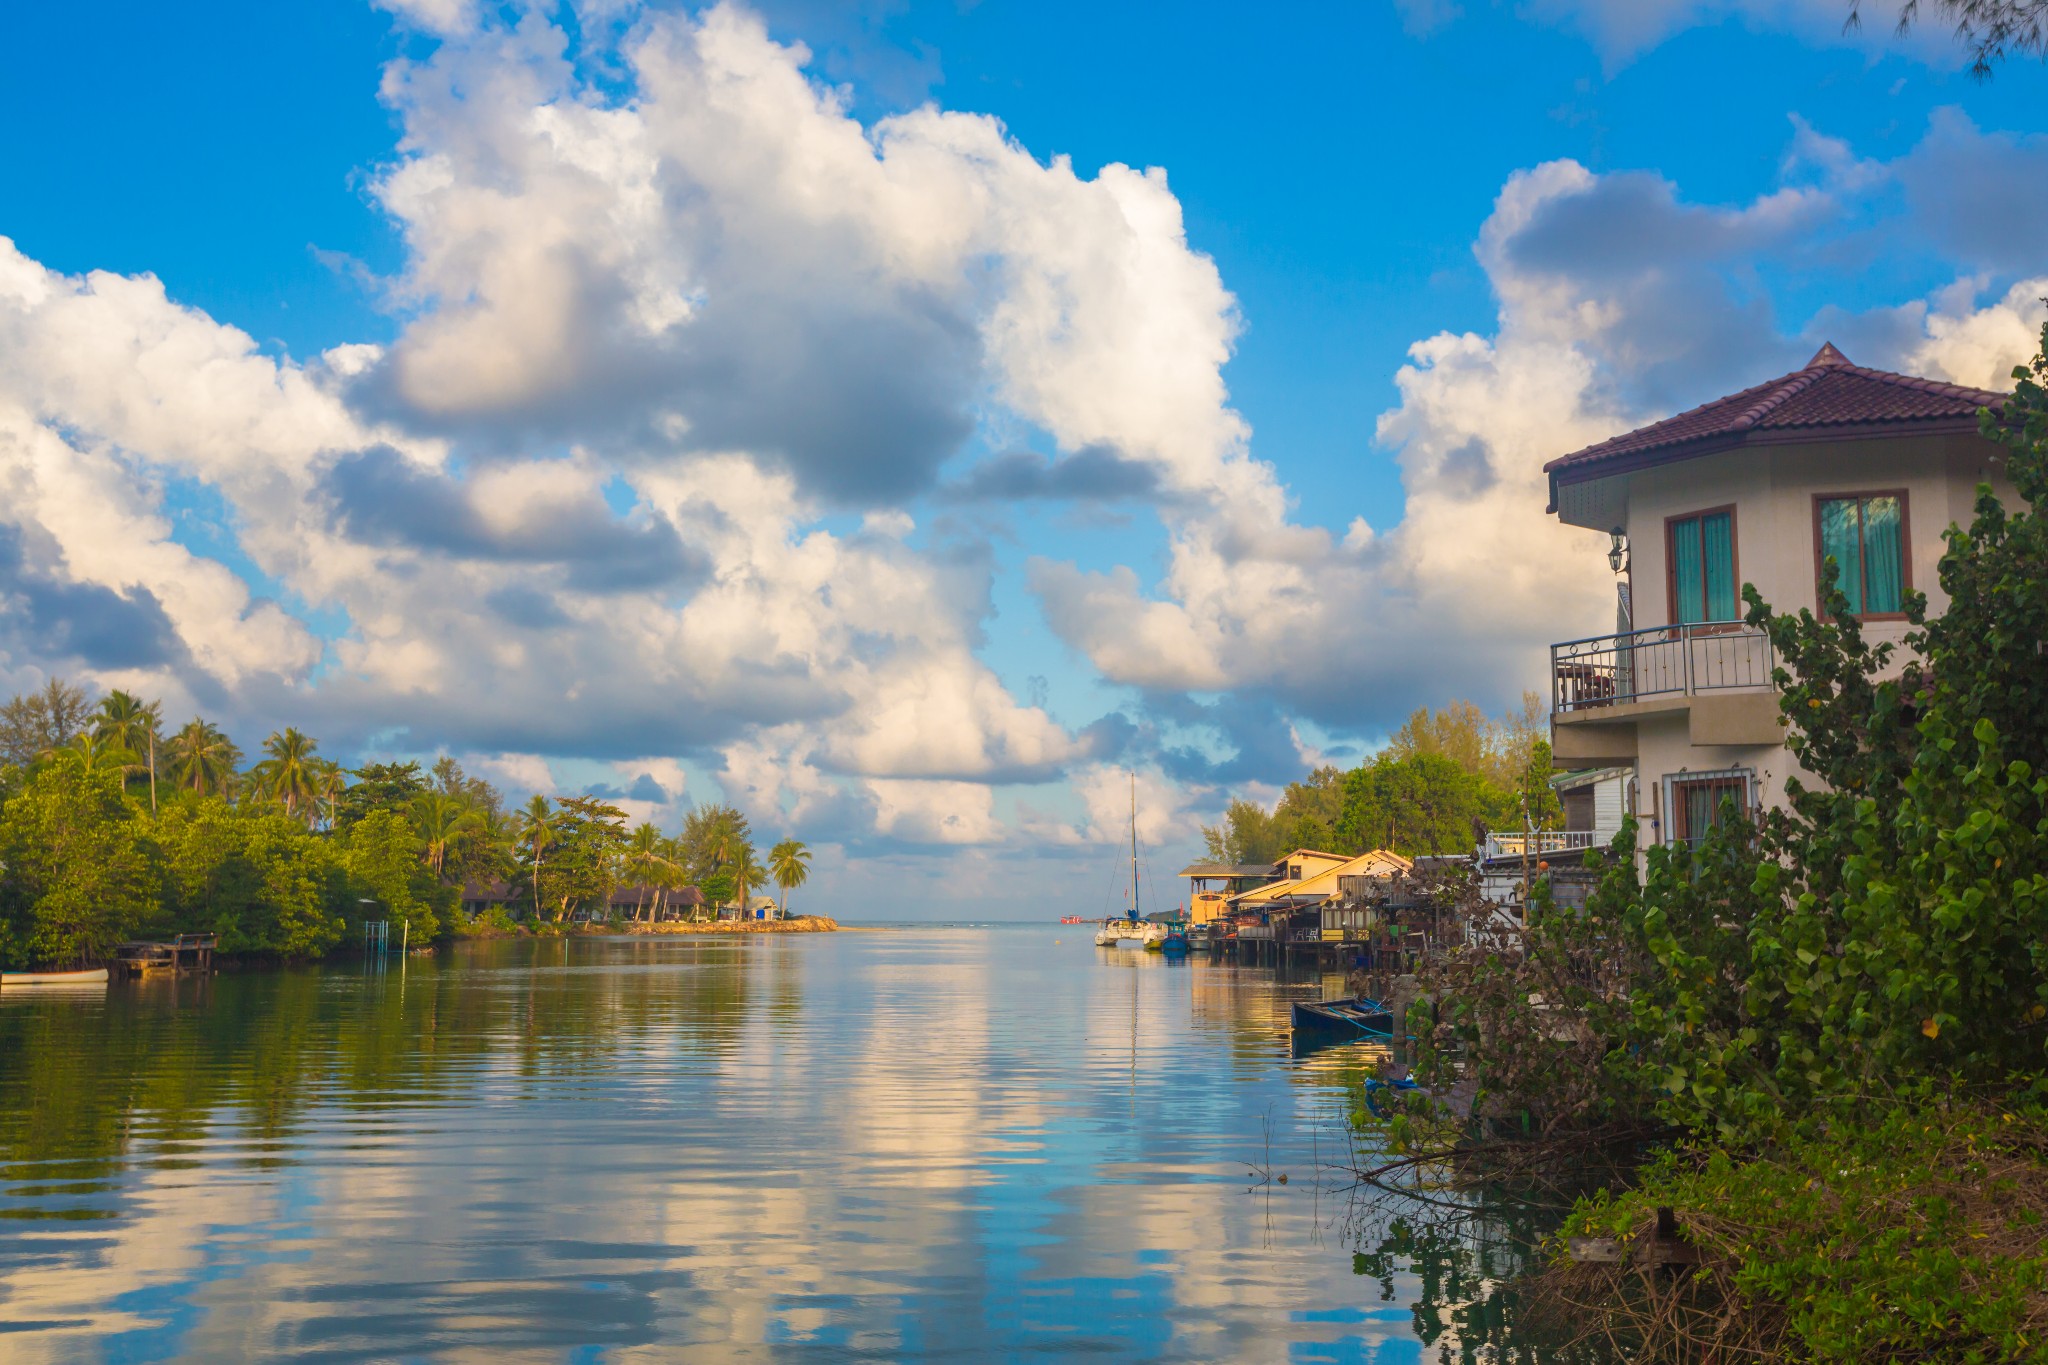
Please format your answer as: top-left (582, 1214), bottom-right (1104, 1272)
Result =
top-left (1628, 713), bottom-right (1792, 844)
top-left (1614, 432), bottom-right (2016, 632)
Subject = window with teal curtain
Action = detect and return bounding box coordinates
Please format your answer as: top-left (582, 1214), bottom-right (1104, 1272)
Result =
top-left (1669, 511), bottom-right (1737, 623)
top-left (1862, 496), bottom-right (1903, 613)
top-left (1819, 497), bottom-right (1864, 613)
top-left (1702, 512), bottom-right (1736, 621)
top-left (1818, 495), bottom-right (1905, 615)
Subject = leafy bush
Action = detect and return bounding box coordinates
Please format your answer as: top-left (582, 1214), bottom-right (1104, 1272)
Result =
top-left (1545, 1098), bottom-right (2048, 1362)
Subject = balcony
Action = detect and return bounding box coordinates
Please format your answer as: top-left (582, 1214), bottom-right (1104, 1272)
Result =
top-left (1550, 623), bottom-right (1782, 759)
top-left (1552, 623), bottom-right (1775, 712)
top-left (1480, 830), bottom-right (1611, 861)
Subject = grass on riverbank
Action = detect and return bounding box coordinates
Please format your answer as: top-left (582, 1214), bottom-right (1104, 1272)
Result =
top-left (1531, 1097), bottom-right (2048, 1363)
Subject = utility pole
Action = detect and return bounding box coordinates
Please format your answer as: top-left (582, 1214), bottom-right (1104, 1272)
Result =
top-left (1520, 790), bottom-right (1533, 921)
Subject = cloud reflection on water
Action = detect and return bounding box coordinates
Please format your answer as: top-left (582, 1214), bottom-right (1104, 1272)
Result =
top-left (2, 930), bottom-right (1471, 1360)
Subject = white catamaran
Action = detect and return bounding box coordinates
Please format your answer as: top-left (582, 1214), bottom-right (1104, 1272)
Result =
top-left (1095, 773), bottom-right (1166, 949)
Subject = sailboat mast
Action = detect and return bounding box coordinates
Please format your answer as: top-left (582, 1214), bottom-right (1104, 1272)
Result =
top-left (1129, 771), bottom-right (1139, 916)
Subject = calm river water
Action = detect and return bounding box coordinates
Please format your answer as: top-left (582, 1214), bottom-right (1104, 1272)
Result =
top-left (0, 927), bottom-right (1556, 1362)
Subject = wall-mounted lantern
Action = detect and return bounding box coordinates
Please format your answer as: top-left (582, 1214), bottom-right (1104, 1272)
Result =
top-left (1607, 528), bottom-right (1629, 575)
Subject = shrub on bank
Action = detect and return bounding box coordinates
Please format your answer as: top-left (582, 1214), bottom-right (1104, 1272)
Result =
top-left (1543, 1098), bottom-right (2048, 1362)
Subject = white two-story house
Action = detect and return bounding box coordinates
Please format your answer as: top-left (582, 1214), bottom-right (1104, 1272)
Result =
top-left (1542, 343), bottom-right (2017, 850)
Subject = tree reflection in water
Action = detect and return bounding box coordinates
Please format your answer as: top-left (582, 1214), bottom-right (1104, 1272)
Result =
top-left (1343, 1163), bottom-right (1628, 1362)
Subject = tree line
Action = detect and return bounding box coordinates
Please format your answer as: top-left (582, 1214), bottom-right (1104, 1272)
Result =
top-left (1200, 693), bottom-right (1561, 864)
top-left (0, 688), bottom-right (813, 968)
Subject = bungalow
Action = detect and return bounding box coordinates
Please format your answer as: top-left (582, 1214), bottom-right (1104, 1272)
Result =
top-left (1543, 343), bottom-right (2017, 850)
top-left (1231, 848), bottom-right (1410, 912)
top-left (1175, 861), bottom-right (1278, 924)
top-left (1232, 848), bottom-right (1413, 942)
top-left (610, 884), bottom-right (707, 923)
top-left (460, 879), bottom-right (519, 919)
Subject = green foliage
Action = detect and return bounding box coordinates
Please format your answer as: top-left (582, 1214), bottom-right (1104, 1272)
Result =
top-left (1557, 1098), bottom-right (2048, 1363)
top-left (681, 802), bottom-right (755, 908)
top-left (166, 717), bottom-right (242, 797)
top-left (153, 797), bottom-right (348, 957)
top-left (247, 727), bottom-right (323, 821)
top-left (769, 838), bottom-right (811, 914)
top-left (513, 794), bottom-right (629, 921)
top-left (1201, 797), bottom-right (1285, 864)
top-left (1205, 693), bottom-right (1563, 862)
top-left (0, 764), bottom-right (157, 968)
top-left (340, 809), bottom-right (448, 943)
top-left (0, 692), bottom-right (799, 955)
top-left (0, 678), bottom-right (94, 768)
top-left (1336, 752), bottom-right (1496, 857)
top-left (337, 761), bottom-right (427, 829)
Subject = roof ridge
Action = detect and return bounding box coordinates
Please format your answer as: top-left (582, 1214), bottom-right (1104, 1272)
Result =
top-left (1544, 354), bottom-right (2010, 480)
top-left (1555, 371), bottom-right (1796, 465)
top-left (1726, 363), bottom-right (1833, 432)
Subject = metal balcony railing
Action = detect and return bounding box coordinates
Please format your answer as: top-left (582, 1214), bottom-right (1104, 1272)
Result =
top-left (1552, 622), bottom-right (1775, 714)
top-left (1481, 830), bottom-right (1614, 860)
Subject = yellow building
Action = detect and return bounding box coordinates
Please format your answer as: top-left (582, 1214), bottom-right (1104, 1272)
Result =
top-left (1176, 861), bottom-right (1279, 924)
top-left (1229, 848), bottom-right (1412, 914)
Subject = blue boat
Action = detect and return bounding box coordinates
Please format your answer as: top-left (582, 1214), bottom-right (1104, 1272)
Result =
top-left (1290, 996), bottom-right (1395, 1046)
top-left (1361, 1074), bottom-right (1425, 1118)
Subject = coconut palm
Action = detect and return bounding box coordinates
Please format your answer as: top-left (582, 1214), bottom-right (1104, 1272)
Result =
top-left (660, 834), bottom-right (697, 920)
top-left (769, 839), bottom-right (811, 918)
top-left (516, 795), bottom-right (559, 923)
top-left (625, 822), bottom-right (681, 922)
top-left (410, 790), bottom-right (477, 881)
top-left (251, 727), bottom-right (322, 821)
top-left (312, 759), bottom-right (348, 830)
top-left (93, 690), bottom-right (162, 810)
top-left (168, 718), bottom-right (241, 797)
top-left (41, 730), bottom-right (140, 779)
top-left (729, 842), bottom-right (762, 916)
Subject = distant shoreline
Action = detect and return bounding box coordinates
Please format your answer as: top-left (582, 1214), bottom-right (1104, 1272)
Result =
top-left (622, 916), bottom-right (839, 936)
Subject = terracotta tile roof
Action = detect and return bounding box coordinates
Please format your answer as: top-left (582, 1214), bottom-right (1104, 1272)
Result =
top-left (1544, 344), bottom-right (2007, 490)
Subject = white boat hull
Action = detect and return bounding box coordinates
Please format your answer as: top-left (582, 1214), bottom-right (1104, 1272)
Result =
top-left (1, 968), bottom-right (109, 987)
top-left (1095, 919), bottom-right (1150, 947)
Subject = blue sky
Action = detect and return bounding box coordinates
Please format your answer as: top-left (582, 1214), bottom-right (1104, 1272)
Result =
top-left (1, 0), bottom-right (2044, 915)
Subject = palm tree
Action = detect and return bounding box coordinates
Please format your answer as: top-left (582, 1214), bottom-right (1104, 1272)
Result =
top-left (729, 842), bottom-right (762, 917)
top-left (467, 804), bottom-right (516, 882)
top-left (660, 834), bottom-right (694, 920)
top-left (168, 718), bottom-right (241, 798)
top-left (312, 759), bottom-right (348, 830)
top-left (517, 795), bottom-right (559, 923)
top-left (42, 731), bottom-right (140, 779)
top-left (252, 727), bottom-right (321, 821)
top-left (625, 822), bottom-right (680, 923)
top-left (411, 790), bottom-right (476, 881)
top-left (769, 839), bottom-right (811, 918)
top-left (94, 691), bottom-right (162, 810)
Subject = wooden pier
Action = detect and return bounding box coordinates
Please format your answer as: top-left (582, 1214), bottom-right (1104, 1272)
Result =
top-left (114, 933), bottom-right (216, 978)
